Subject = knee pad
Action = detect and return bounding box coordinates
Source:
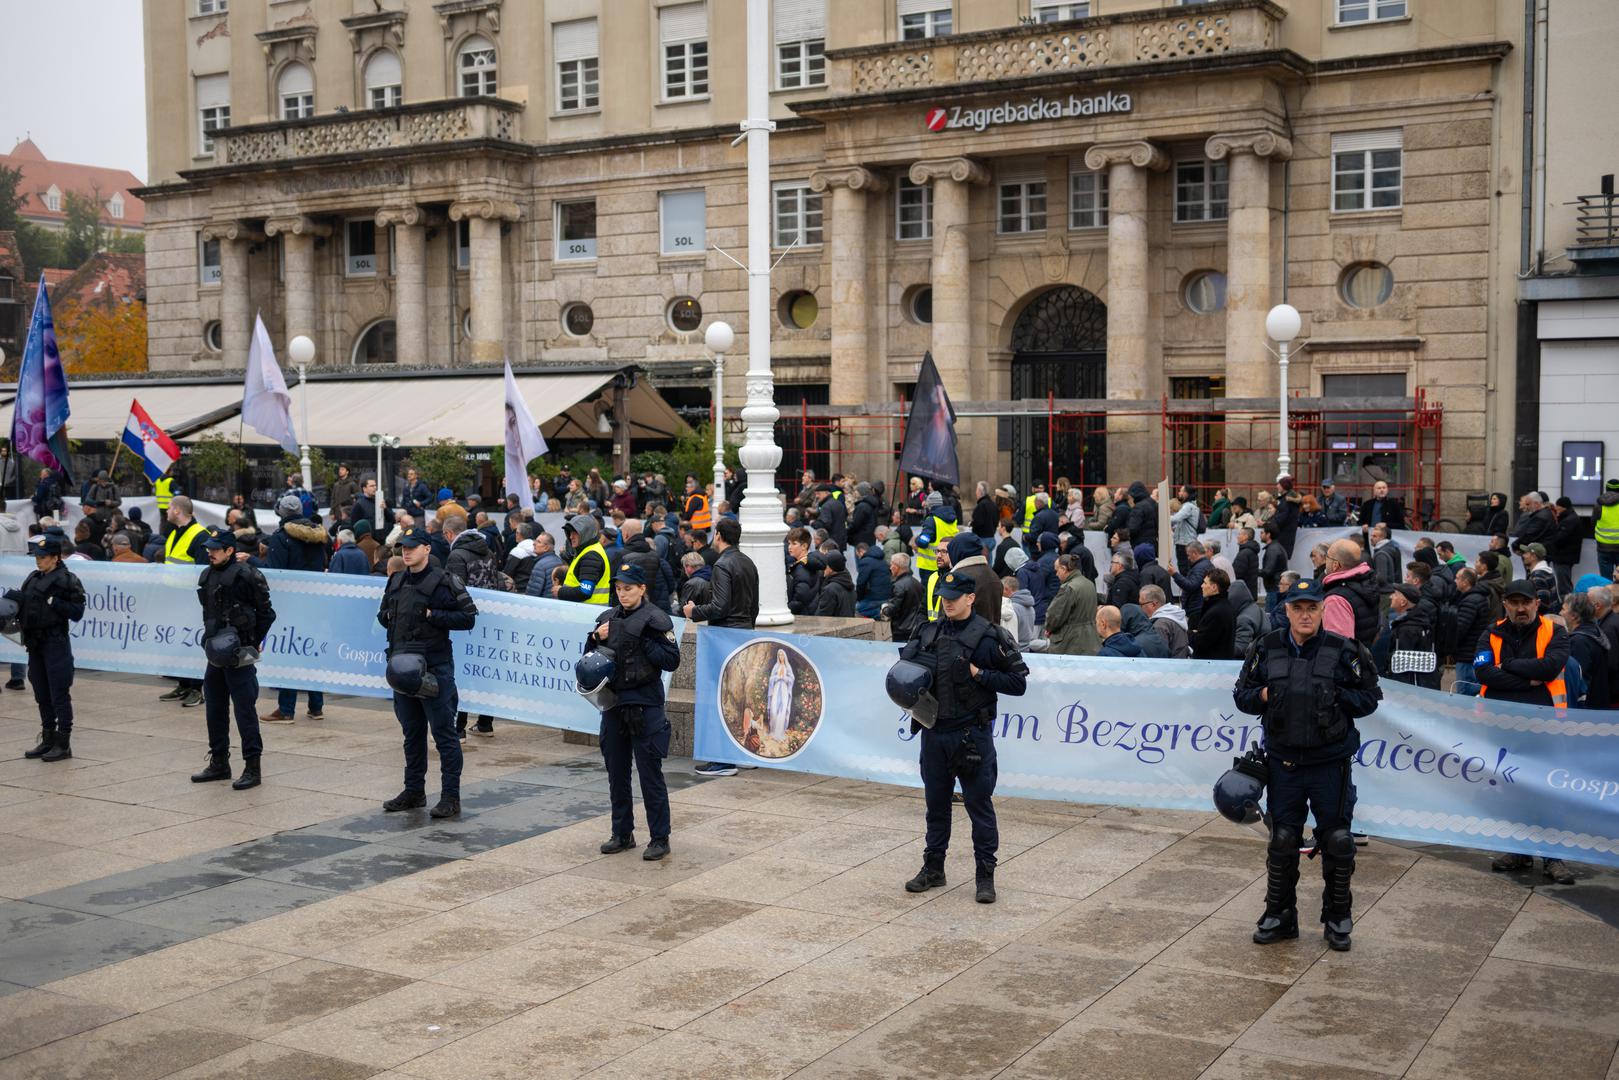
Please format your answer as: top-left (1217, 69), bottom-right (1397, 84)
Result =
top-left (1322, 825), bottom-right (1356, 861)
top-left (1268, 822), bottom-right (1301, 858)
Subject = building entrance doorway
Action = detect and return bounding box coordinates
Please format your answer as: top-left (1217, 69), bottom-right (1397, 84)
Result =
top-left (1010, 286), bottom-right (1107, 494)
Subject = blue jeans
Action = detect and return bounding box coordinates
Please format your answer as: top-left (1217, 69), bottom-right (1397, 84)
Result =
top-left (392, 661), bottom-right (461, 798)
top-left (1453, 662), bottom-right (1480, 697)
top-left (10, 662), bottom-right (26, 681)
top-left (1600, 550), bottom-right (1616, 583)
top-left (278, 688), bottom-right (325, 717)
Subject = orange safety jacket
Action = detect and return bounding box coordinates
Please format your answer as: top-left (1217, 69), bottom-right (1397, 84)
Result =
top-left (1480, 615), bottom-right (1567, 708)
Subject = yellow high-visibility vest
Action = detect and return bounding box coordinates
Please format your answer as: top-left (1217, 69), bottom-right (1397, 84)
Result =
top-left (154, 476), bottom-right (175, 511)
top-left (563, 541), bottom-right (612, 604)
top-left (926, 571), bottom-right (941, 622)
top-left (1596, 502), bottom-right (1619, 547)
top-left (915, 515), bottom-right (958, 573)
top-left (164, 520), bottom-right (207, 564)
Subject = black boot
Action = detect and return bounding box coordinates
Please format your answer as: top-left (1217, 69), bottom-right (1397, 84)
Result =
top-left (231, 757), bottom-right (261, 790)
top-left (1321, 855), bottom-right (1354, 952)
top-left (905, 862), bottom-right (947, 893)
top-left (383, 789), bottom-right (426, 812)
top-left (1253, 842), bottom-right (1301, 945)
top-left (430, 796), bottom-right (460, 819)
top-left (1254, 906), bottom-right (1299, 944)
top-left (190, 753), bottom-right (232, 783)
top-left (40, 731), bottom-right (71, 762)
top-left (23, 728), bottom-right (53, 759)
top-left (975, 866), bottom-right (996, 904)
top-left (642, 838), bottom-right (670, 861)
top-left (600, 833), bottom-right (637, 854)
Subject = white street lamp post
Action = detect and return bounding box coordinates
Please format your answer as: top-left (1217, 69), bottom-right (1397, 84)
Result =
top-left (705, 321), bottom-right (734, 506)
top-left (735, 0), bottom-right (792, 624)
top-left (288, 335), bottom-right (316, 493)
top-left (369, 432), bottom-right (400, 522)
top-left (1266, 304), bottom-right (1302, 482)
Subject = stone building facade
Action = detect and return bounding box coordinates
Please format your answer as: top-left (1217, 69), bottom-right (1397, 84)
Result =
top-left (138, 0), bottom-right (1526, 513)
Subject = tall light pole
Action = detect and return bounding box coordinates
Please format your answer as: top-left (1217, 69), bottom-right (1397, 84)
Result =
top-left (288, 334), bottom-right (316, 492)
top-left (735, 0), bottom-right (791, 624)
top-left (705, 321), bottom-right (733, 505)
top-left (369, 432), bottom-right (400, 522)
top-left (1266, 303), bottom-right (1302, 482)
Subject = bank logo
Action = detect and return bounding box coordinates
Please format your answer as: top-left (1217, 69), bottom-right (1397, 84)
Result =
top-left (925, 107), bottom-right (948, 132)
top-left (924, 92), bottom-right (1133, 133)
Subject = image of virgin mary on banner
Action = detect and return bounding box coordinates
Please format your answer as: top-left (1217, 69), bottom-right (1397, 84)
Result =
top-left (897, 352), bottom-right (959, 487)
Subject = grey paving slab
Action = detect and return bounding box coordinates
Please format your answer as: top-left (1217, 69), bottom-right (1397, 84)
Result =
top-left (258, 843), bottom-right (457, 891)
top-left (0, 899), bottom-right (105, 942)
top-left (0, 915), bottom-right (195, 986)
top-left (190, 831), bottom-right (367, 875)
top-left (456, 778), bottom-right (574, 811)
top-left (0, 980), bottom-right (28, 997)
top-left (24, 862), bottom-right (244, 916)
top-left (501, 759), bottom-right (611, 788)
top-left (368, 816), bottom-right (564, 858)
top-left (293, 807), bottom-right (446, 843)
top-left (118, 877), bottom-right (339, 935)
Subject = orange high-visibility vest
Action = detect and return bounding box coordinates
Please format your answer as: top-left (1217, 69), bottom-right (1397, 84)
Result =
top-left (685, 491), bottom-right (711, 530)
top-left (1481, 616), bottom-right (1567, 708)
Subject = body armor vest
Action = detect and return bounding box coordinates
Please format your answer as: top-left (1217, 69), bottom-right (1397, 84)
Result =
top-left (18, 569), bottom-right (69, 642)
top-left (1261, 632), bottom-right (1350, 750)
top-left (603, 603), bottom-right (664, 692)
top-left (383, 568), bottom-right (446, 651)
top-left (199, 562), bottom-right (258, 638)
top-left (918, 614), bottom-right (997, 728)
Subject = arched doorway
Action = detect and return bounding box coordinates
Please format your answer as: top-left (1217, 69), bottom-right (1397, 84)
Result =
top-left (1010, 286), bottom-right (1106, 494)
top-left (352, 319), bottom-right (397, 364)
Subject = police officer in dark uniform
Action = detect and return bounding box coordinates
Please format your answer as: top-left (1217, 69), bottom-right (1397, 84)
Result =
top-left (190, 527), bottom-right (276, 790)
top-left (377, 527), bottom-right (478, 818)
top-left (1233, 578), bottom-right (1381, 952)
top-left (10, 528), bottom-right (86, 763)
top-left (581, 562), bottom-right (681, 860)
top-left (896, 570), bottom-right (1028, 903)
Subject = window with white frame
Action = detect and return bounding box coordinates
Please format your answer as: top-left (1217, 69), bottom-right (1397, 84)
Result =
top-left (458, 36), bottom-right (497, 97)
top-left (554, 18), bottom-right (600, 111)
top-left (346, 219), bottom-right (377, 277)
top-left (107, 193), bottom-right (125, 219)
top-left (1068, 169), bottom-right (1107, 229)
top-left (199, 236), bottom-right (221, 285)
top-left (1033, 0), bottom-right (1089, 20)
top-left (277, 63), bottom-right (314, 120)
top-left (457, 219), bottom-right (471, 270)
top-left (1174, 159), bottom-right (1228, 222)
top-left (1336, 0), bottom-right (1407, 23)
top-left (774, 0), bottom-right (826, 89)
top-left (998, 175), bottom-right (1047, 234)
top-left (364, 50), bottom-right (402, 109)
top-left (556, 200), bottom-right (597, 261)
top-left (43, 186), bottom-right (61, 213)
top-left (196, 73), bottom-right (230, 154)
top-left (1332, 130), bottom-right (1403, 212)
top-left (898, 0), bottom-right (951, 39)
top-left (896, 178), bottom-right (932, 241)
top-left (660, 190), bottom-right (707, 255)
top-left (197, 0), bottom-right (227, 14)
top-left (661, 3), bottom-right (709, 100)
top-left (773, 182), bottom-right (822, 247)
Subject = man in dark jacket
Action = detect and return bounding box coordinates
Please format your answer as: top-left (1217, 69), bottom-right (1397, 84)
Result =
top-left (1120, 603), bottom-right (1168, 657)
top-left (947, 533), bottom-right (1002, 626)
top-left (1357, 480), bottom-right (1407, 531)
top-left (1105, 551), bottom-right (1139, 608)
top-left (1232, 527), bottom-right (1261, 598)
top-left (855, 542), bottom-right (892, 619)
top-left (401, 468), bottom-right (431, 517)
top-left (847, 483), bottom-right (880, 549)
top-left (814, 486), bottom-right (847, 549)
top-left (1510, 491), bottom-right (1556, 555)
top-left (1270, 477), bottom-right (1302, 556)
top-left (1023, 532), bottom-right (1061, 625)
top-left (786, 527), bottom-right (822, 616)
top-left (881, 552), bottom-right (925, 643)
top-left (264, 495), bottom-right (329, 572)
top-left (10, 529), bottom-right (87, 763)
top-left (969, 481), bottom-right (998, 552)
top-left (678, 552), bottom-right (712, 608)
top-left (1124, 481), bottom-right (1158, 552)
top-left (1192, 568), bottom-right (1236, 660)
top-left (1135, 543), bottom-right (1172, 602)
top-left (617, 520), bottom-right (675, 614)
top-left (443, 515), bottom-right (497, 588)
top-left (1095, 605), bottom-right (1142, 657)
top-left (991, 519), bottom-right (1020, 578)
top-left (1172, 541), bottom-right (1213, 627)
top-left (1026, 493), bottom-right (1061, 554)
top-left (1450, 568), bottom-right (1495, 687)
top-left (1260, 522), bottom-right (1289, 614)
top-left (1549, 497), bottom-right (1585, 597)
top-left (683, 518), bottom-right (760, 778)
top-left (1563, 592), bottom-right (1609, 710)
top-left (525, 532), bottom-right (565, 599)
top-left (815, 550), bottom-right (856, 616)
top-left (1319, 480), bottom-right (1349, 526)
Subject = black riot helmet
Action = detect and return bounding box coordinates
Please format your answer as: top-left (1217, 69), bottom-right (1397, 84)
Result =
top-left (204, 628), bottom-right (243, 668)
top-left (385, 652), bottom-right (440, 699)
top-left (574, 648), bottom-right (618, 711)
top-left (0, 597), bottom-right (19, 643)
top-left (885, 659), bottom-right (937, 729)
top-left (1213, 743), bottom-right (1269, 824)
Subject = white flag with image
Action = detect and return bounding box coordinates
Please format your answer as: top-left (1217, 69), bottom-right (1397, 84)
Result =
top-left (503, 359), bottom-right (549, 511)
top-left (241, 313), bottom-right (299, 455)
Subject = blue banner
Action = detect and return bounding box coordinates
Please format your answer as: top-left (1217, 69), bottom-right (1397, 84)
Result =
top-left (693, 626), bottom-right (1619, 868)
top-left (0, 558), bottom-right (661, 735)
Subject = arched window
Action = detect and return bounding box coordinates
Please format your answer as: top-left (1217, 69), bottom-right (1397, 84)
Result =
top-left (364, 49), bottom-right (402, 109)
top-left (277, 62), bottom-right (314, 120)
top-left (458, 36), bottom-right (497, 97)
top-left (352, 319), bottom-right (397, 364)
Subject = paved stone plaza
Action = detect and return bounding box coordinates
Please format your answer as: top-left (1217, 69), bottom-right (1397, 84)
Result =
top-left (2, 672), bottom-right (1618, 1079)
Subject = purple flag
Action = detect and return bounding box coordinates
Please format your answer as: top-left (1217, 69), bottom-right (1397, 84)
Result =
top-left (11, 283), bottom-right (73, 485)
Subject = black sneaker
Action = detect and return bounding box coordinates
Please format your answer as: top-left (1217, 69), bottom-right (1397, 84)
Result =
top-left (383, 789), bottom-right (426, 812)
top-left (1253, 907), bottom-right (1299, 945)
top-left (642, 838), bottom-right (670, 861)
top-left (600, 834), bottom-right (637, 854)
top-left (975, 873), bottom-right (996, 904)
top-left (430, 796), bottom-right (460, 819)
top-left (473, 717), bottom-right (494, 737)
top-left (905, 865), bottom-right (946, 893)
top-left (694, 762), bottom-right (738, 777)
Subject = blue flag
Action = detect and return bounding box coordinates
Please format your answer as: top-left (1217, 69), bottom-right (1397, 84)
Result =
top-left (11, 284), bottom-right (73, 486)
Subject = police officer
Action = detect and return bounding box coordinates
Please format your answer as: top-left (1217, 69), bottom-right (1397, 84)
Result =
top-left (10, 528), bottom-right (86, 763)
top-left (582, 562), bottom-right (681, 860)
top-left (191, 527), bottom-right (276, 790)
top-left (1233, 578), bottom-right (1381, 952)
top-left (377, 527), bottom-right (478, 818)
top-left (897, 570), bottom-right (1028, 903)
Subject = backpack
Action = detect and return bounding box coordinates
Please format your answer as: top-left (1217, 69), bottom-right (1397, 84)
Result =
top-left (1193, 504), bottom-right (1207, 533)
top-left (462, 553), bottom-right (504, 592)
top-left (298, 490), bottom-right (317, 519)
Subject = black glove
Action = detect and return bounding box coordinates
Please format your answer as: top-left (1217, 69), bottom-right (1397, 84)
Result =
top-left (619, 705), bottom-right (645, 740)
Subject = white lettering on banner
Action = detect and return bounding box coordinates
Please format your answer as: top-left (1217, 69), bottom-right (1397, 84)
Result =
top-left (935, 92), bottom-right (1133, 134)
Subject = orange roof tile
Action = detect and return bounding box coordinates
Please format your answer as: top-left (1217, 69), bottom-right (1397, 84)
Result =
top-left (2, 139), bottom-right (145, 230)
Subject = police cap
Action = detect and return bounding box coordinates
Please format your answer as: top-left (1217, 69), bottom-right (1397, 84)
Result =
top-left (616, 562), bottom-right (647, 586)
top-left (1281, 578), bottom-right (1324, 605)
top-left (398, 527), bottom-right (429, 548)
top-left (201, 527), bottom-right (235, 551)
top-left (936, 572), bottom-right (976, 600)
top-left (28, 528), bottom-right (68, 556)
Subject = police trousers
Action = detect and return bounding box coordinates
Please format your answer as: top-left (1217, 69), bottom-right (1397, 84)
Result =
top-left (203, 662), bottom-right (262, 760)
top-left (599, 704), bottom-right (672, 841)
top-left (392, 660), bottom-right (461, 798)
top-left (920, 722), bottom-right (998, 870)
top-left (27, 641), bottom-right (74, 733)
top-left (1266, 756), bottom-right (1356, 911)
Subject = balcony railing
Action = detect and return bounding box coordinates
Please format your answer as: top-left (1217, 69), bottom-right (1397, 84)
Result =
top-left (1573, 194), bottom-right (1619, 248)
top-left (214, 98), bottom-right (522, 167)
top-left (830, 0), bottom-right (1283, 96)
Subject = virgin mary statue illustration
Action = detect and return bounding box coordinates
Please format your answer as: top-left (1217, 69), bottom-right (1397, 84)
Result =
top-left (766, 650), bottom-right (795, 740)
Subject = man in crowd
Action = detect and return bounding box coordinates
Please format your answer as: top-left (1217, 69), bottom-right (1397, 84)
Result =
top-left (525, 532), bottom-right (565, 599)
top-left (683, 518), bottom-right (760, 777)
top-left (881, 552), bottom-right (925, 644)
top-left (1044, 554), bottom-right (1100, 656)
top-left (161, 496), bottom-right (210, 707)
top-left (1358, 479), bottom-right (1407, 531)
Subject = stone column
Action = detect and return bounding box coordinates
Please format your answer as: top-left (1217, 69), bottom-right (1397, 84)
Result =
top-left (1206, 131), bottom-right (1292, 399)
top-left (263, 215), bottom-right (331, 355)
top-left (376, 206), bottom-right (428, 367)
top-left (201, 220), bottom-right (259, 364)
top-left (808, 166), bottom-right (887, 407)
top-left (449, 198), bottom-right (522, 364)
top-left (1084, 140), bottom-right (1170, 486)
top-left (909, 158), bottom-right (989, 402)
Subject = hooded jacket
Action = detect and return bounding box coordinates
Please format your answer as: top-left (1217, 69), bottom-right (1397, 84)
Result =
top-left (1005, 588), bottom-right (1037, 648)
top-left (1125, 481), bottom-right (1158, 548)
top-left (445, 528), bottom-right (497, 587)
top-left (1135, 546), bottom-right (1172, 600)
top-left (847, 491), bottom-right (880, 548)
top-left (814, 564), bottom-right (856, 617)
top-left (1231, 537), bottom-right (1261, 597)
top-left (1228, 581), bottom-right (1266, 660)
top-left (948, 534), bottom-right (1003, 625)
top-left (1570, 621), bottom-right (1612, 710)
top-left (1018, 533), bottom-right (1061, 623)
top-left (1121, 604), bottom-right (1168, 658)
top-left (1149, 602), bottom-right (1191, 659)
top-left (1045, 571), bottom-right (1100, 656)
top-left (265, 517), bottom-right (329, 572)
top-left (1098, 630), bottom-right (1142, 658)
top-left (555, 515), bottom-right (607, 602)
top-left (619, 533), bottom-right (676, 614)
top-left (855, 548), bottom-right (892, 617)
top-left (1322, 560), bottom-right (1381, 645)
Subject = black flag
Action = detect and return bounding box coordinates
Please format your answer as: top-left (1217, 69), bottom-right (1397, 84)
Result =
top-left (897, 352), bottom-right (960, 486)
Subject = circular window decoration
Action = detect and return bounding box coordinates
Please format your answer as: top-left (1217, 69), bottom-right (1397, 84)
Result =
top-left (461, 309), bottom-right (473, 339)
top-left (668, 296), bottom-right (702, 333)
top-left (203, 320), bottom-right (223, 352)
top-left (562, 302), bottom-right (594, 338)
top-left (717, 638), bottom-right (826, 761)
top-left (904, 285), bottom-right (933, 325)
top-left (778, 290), bottom-right (819, 330)
top-left (1183, 271), bottom-right (1227, 315)
top-left (1340, 262), bottom-right (1394, 309)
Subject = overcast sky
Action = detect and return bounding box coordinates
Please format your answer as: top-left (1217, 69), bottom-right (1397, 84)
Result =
top-left (3, 1), bottom-right (148, 178)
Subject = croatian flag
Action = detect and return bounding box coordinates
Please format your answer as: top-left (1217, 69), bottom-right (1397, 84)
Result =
top-left (122, 400), bottom-right (181, 483)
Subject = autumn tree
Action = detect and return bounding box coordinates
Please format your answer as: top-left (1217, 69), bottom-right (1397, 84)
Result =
top-left (61, 188), bottom-right (107, 267)
top-left (55, 299), bottom-right (147, 373)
